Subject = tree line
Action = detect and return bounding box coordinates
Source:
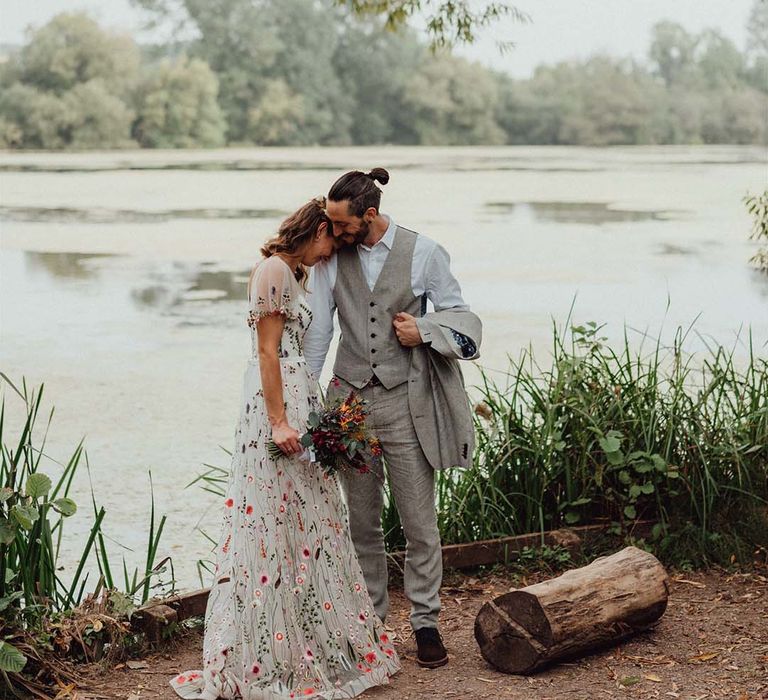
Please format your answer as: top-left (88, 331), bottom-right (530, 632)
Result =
top-left (0, 0), bottom-right (765, 149)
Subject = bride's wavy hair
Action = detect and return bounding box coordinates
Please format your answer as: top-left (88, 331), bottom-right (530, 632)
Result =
top-left (260, 197), bottom-right (331, 286)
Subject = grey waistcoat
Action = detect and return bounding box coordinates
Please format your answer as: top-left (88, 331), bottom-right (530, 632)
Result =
top-left (332, 226), bottom-right (421, 390)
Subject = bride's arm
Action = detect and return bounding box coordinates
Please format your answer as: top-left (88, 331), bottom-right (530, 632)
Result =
top-left (256, 315), bottom-right (302, 455)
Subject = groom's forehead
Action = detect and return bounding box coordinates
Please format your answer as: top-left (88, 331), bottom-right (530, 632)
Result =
top-left (326, 199), bottom-right (356, 221)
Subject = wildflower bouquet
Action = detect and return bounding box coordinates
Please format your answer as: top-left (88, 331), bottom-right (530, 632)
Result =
top-left (269, 391), bottom-right (382, 476)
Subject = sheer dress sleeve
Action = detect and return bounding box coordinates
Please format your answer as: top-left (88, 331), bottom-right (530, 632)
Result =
top-left (247, 257), bottom-right (299, 328)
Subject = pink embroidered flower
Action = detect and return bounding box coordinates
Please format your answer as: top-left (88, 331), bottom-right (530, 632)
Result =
top-left (323, 601), bottom-right (332, 611)
top-left (358, 612), bottom-right (366, 624)
top-left (354, 582), bottom-right (362, 592)
top-left (302, 547), bottom-right (311, 559)
top-left (279, 504), bottom-right (286, 513)
top-left (296, 576), bottom-right (305, 585)
top-left (275, 632), bottom-right (284, 642)
top-left (299, 563), bottom-right (307, 572)
top-left (304, 648), bottom-right (315, 662)
top-left (260, 573), bottom-right (270, 586)
top-left (251, 663), bottom-right (261, 675)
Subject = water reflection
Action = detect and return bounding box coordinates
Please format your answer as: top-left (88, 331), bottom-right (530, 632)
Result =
top-left (2, 206), bottom-right (286, 224)
top-left (25, 251), bottom-right (114, 278)
top-left (130, 264), bottom-right (250, 318)
top-left (485, 201), bottom-right (685, 225)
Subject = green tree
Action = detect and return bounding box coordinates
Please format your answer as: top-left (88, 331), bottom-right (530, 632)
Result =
top-left (134, 0), bottom-right (352, 144)
top-left (695, 30), bottom-right (744, 89)
top-left (11, 13), bottom-right (140, 98)
top-left (331, 20), bottom-right (423, 144)
top-left (401, 52), bottom-right (505, 144)
top-left (649, 21), bottom-right (698, 87)
top-left (133, 55), bottom-right (226, 147)
top-left (261, 0), bottom-right (352, 145)
top-left (700, 87), bottom-right (767, 144)
top-left (246, 79), bottom-right (305, 145)
top-left (63, 80), bottom-right (136, 148)
top-left (747, 0), bottom-right (768, 55)
top-left (0, 84), bottom-right (70, 148)
top-left (0, 13), bottom-right (139, 148)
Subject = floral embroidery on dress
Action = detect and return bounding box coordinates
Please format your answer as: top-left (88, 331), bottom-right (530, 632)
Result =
top-left (171, 256), bottom-right (400, 699)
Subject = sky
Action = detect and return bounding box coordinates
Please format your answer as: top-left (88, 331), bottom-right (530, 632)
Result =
top-left (0, 0), bottom-right (757, 78)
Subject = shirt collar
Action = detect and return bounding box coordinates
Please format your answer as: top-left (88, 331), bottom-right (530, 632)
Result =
top-left (360, 214), bottom-right (396, 251)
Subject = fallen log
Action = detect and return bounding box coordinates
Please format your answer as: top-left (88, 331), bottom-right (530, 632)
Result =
top-left (474, 546), bottom-right (669, 674)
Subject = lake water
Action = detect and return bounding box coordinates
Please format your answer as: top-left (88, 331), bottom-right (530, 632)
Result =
top-left (1, 145), bottom-right (766, 590)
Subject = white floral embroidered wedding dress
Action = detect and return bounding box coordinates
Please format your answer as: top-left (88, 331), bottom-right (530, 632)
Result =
top-left (171, 256), bottom-right (400, 699)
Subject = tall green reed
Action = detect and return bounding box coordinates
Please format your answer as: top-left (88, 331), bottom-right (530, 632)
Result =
top-left (433, 321), bottom-right (767, 566)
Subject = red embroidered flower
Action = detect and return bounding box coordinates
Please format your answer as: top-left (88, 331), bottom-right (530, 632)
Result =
top-left (251, 663), bottom-right (260, 675)
top-left (365, 652), bottom-right (377, 663)
top-left (246, 505), bottom-right (254, 515)
top-left (225, 498), bottom-right (234, 508)
top-left (380, 633), bottom-right (389, 643)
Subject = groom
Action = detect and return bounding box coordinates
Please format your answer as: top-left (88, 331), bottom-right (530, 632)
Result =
top-left (304, 168), bottom-right (481, 669)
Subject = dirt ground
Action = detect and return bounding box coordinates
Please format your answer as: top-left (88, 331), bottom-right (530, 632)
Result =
top-left (77, 567), bottom-right (768, 700)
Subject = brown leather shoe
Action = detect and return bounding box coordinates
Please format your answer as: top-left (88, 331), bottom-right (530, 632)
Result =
top-left (415, 627), bottom-right (448, 668)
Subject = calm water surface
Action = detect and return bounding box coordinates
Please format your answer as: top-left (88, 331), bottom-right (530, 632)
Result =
top-left (1, 146), bottom-right (766, 589)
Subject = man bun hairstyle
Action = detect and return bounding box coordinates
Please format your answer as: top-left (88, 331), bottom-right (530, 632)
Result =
top-left (328, 167), bottom-right (390, 217)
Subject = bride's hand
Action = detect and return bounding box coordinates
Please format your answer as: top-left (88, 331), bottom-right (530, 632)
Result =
top-left (271, 421), bottom-right (302, 456)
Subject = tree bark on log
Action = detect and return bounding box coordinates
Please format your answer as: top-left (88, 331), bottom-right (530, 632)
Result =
top-left (474, 546), bottom-right (669, 674)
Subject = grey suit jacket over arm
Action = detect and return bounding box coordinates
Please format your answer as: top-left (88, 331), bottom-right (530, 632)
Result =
top-left (409, 309), bottom-right (482, 470)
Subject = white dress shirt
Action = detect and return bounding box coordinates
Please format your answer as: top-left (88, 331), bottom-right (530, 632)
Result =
top-left (304, 215), bottom-right (469, 377)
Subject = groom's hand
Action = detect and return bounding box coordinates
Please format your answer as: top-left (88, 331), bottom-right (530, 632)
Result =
top-left (393, 312), bottom-right (423, 347)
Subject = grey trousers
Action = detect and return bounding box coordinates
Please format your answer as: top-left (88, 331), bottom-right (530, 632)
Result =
top-left (330, 377), bottom-right (442, 631)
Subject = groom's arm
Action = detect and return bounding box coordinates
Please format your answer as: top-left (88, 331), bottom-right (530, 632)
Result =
top-left (304, 258), bottom-right (337, 378)
top-left (419, 243), bottom-right (478, 358)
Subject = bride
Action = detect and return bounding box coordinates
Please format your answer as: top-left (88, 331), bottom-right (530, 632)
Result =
top-left (171, 198), bottom-right (401, 699)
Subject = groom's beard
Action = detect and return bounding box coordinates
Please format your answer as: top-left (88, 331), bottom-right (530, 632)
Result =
top-left (350, 219), bottom-right (370, 245)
